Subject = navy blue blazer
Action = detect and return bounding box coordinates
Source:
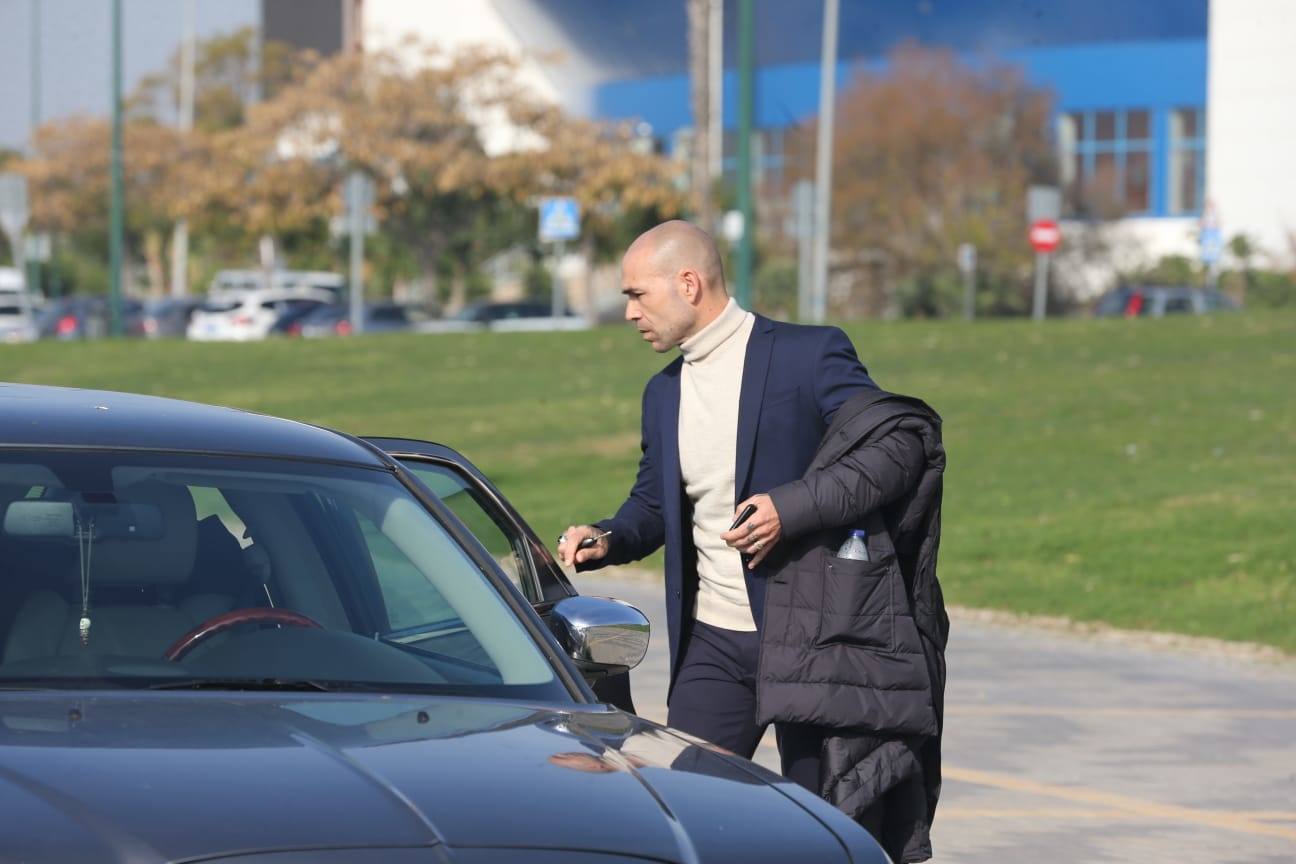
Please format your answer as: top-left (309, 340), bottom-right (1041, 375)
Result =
top-left (582, 315), bottom-right (877, 692)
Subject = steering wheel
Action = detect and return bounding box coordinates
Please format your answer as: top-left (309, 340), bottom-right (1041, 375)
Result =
top-left (164, 608), bottom-right (323, 662)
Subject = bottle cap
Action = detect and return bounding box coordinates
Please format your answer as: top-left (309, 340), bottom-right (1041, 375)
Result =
top-left (849, 529), bottom-right (866, 538)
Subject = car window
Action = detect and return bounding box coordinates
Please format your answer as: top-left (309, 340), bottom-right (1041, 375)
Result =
top-left (0, 451), bottom-right (565, 700)
top-left (200, 300), bottom-right (239, 313)
top-left (396, 460), bottom-right (535, 602)
top-left (1163, 295), bottom-right (1193, 314)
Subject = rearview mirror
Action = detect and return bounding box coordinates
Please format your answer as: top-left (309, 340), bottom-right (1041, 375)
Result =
top-left (547, 596), bottom-right (650, 678)
top-left (3, 501), bottom-right (74, 538)
top-left (3, 499), bottom-right (164, 541)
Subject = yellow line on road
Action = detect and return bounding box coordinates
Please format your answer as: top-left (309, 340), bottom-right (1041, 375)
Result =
top-left (943, 766), bottom-right (1296, 842)
top-left (939, 807), bottom-right (1137, 821)
top-left (945, 704), bottom-right (1296, 720)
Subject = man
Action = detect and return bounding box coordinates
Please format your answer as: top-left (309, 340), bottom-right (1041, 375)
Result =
top-left (557, 219), bottom-right (879, 782)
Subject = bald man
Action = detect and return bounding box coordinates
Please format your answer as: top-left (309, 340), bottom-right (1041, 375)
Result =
top-left (557, 220), bottom-right (878, 792)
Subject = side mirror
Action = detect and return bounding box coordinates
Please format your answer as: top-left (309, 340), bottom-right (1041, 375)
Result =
top-left (547, 596), bottom-right (650, 678)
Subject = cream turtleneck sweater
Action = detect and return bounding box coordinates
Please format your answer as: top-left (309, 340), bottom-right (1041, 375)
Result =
top-left (678, 298), bottom-right (757, 631)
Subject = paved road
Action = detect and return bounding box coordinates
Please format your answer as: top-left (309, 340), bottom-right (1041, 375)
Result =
top-left (572, 571), bottom-right (1296, 864)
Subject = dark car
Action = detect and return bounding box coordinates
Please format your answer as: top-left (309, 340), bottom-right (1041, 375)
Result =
top-left (132, 297), bottom-right (205, 339)
top-left (296, 302), bottom-right (426, 337)
top-left (33, 296), bottom-right (147, 340)
top-left (267, 299), bottom-right (342, 336)
top-left (454, 301), bottom-right (560, 323)
top-left (0, 384), bottom-right (887, 864)
top-left (1092, 284), bottom-right (1239, 317)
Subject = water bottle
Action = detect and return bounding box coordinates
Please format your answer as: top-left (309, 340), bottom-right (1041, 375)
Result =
top-left (836, 529), bottom-right (870, 561)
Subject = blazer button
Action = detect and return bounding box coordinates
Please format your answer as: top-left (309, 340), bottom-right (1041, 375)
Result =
top-left (673, 590), bottom-right (681, 598)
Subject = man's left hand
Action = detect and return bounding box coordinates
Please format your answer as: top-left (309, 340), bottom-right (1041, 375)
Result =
top-left (721, 494), bottom-right (782, 569)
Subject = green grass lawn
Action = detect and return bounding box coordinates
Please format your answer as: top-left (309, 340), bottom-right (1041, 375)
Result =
top-left (2, 311), bottom-right (1293, 652)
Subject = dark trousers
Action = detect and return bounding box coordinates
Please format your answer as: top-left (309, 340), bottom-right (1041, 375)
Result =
top-left (667, 620), bottom-right (826, 794)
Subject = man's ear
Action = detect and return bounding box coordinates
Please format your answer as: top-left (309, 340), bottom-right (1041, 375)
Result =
top-left (679, 267), bottom-right (703, 304)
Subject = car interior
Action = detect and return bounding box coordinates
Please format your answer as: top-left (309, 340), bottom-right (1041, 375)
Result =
top-left (0, 454), bottom-right (560, 697)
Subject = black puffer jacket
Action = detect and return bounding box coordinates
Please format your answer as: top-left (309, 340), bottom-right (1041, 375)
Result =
top-left (761, 390), bottom-right (948, 863)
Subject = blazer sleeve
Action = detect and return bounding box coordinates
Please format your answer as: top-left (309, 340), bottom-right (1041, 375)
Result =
top-left (577, 382), bottom-right (667, 570)
top-left (769, 427), bottom-right (925, 541)
top-left (813, 327), bottom-right (878, 427)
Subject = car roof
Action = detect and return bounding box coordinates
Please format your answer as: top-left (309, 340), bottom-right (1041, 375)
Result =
top-left (0, 383), bottom-right (386, 468)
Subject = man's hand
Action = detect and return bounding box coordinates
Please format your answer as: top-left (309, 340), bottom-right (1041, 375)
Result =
top-left (557, 524), bottom-right (610, 568)
top-left (720, 494), bottom-right (782, 569)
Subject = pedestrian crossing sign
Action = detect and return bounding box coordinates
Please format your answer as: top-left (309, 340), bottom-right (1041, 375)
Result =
top-left (539, 197), bottom-right (581, 243)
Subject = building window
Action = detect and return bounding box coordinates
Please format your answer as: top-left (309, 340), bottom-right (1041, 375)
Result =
top-left (1059, 109), bottom-right (1154, 217)
top-left (1169, 108), bottom-right (1205, 215)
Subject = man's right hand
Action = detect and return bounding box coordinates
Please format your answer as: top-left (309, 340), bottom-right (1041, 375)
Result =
top-left (557, 524), bottom-right (610, 568)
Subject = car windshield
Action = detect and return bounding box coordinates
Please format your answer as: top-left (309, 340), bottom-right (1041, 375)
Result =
top-left (198, 299), bottom-right (240, 313)
top-left (0, 450), bottom-right (566, 700)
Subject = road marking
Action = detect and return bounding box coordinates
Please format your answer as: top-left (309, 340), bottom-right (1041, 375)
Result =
top-left (940, 807), bottom-right (1142, 821)
top-left (940, 807), bottom-right (1296, 824)
top-left (944, 766), bottom-right (1296, 842)
top-left (946, 704), bottom-right (1296, 720)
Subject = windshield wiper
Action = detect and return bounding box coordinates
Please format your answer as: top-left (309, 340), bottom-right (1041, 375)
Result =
top-left (146, 677), bottom-right (335, 692)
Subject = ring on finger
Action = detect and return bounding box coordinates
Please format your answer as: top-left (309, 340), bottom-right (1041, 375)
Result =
top-left (753, 540), bottom-right (764, 552)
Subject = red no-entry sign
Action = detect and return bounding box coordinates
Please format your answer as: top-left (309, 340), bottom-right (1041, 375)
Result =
top-left (1029, 219), bottom-right (1061, 253)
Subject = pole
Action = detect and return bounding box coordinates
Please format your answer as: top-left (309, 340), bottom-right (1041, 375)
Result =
top-left (735, 0), bottom-right (754, 308)
top-left (28, 0), bottom-right (42, 299)
top-left (171, 0), bottom-right (194, 297)
top-left (1032, 252), bottom-right (1048, 321)
top-left (551, 239), bottom-right (567, 319)
top-left (708, 0), bottom-right (723, 188)
top-left (686, 0), bottom-right (712, 231)
top-left (109, 0), bottom-right (124, 337)
top-left (963, 264), bottom-right (975, 321)
top-left (348, 173), bottom-right (365, 335)
top-left (810, 0), bottom-right (839, 325)
top-left (795, 181), bottom-right (813, 322)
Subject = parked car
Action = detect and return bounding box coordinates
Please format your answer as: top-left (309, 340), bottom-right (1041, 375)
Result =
top-left (267, 300), bottom-right (340, 337)
top-left (0, 268), bottom-right (38, 342)
top-left (450, 301), bottom-right (588, 333)
top-left (186, 289), bottom-right (335, 341)
top-left (0, 301), bottom-right (37, 343)
top-left (296, 302), bottom-right (427, 337)
top-left (1093, 284), bottom-right (1239, 317)
top-left (0, 383), bottom-right (888, 863)
top-left (132, 297), bottom-right (205, 339)
top-left (208, 268), bottom-right (345, 301)
top-left (35, 296), bottom-right (145, 340)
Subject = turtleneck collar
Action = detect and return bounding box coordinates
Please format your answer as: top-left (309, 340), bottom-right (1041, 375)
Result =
top-left (680, 298), bottom-right (748, 365)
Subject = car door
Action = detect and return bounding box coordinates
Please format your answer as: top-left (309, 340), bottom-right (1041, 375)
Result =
top-left (364, 437), bottom-right (636, 713)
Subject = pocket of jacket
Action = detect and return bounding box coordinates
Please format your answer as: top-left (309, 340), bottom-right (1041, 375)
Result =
top-left (816, 553), bottom-right (895, 651)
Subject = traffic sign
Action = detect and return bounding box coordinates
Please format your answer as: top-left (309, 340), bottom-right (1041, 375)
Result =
top-left (1029, 219), bottom-right (1061, 253)
top-left (538, 197), bottom-right (580, 243)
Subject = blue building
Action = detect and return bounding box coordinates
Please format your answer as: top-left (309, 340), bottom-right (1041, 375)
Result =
top-left (585, 0), bottom-right (1208, 221)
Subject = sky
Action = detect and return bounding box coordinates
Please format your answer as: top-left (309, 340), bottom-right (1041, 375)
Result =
top-left (0, 0), bottom-right (258, 151)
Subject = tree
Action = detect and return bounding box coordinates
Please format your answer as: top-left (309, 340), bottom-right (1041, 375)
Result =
top-left (224, 42), bottom-right (682, 307)
top-left (794, 43), bottom-right (1056, 317)
top-left (17, 117), bottom-right (201, 295)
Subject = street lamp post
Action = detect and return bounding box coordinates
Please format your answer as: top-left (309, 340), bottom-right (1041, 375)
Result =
top-left (734, 0), bottom-right (754, 308)
top-left (108, 0), bottom-right (125, 336)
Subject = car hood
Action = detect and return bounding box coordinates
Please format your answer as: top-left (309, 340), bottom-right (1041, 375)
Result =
top-left (0, 691), bottom-right (872, 863)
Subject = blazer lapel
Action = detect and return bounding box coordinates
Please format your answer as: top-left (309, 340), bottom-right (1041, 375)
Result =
top-left (661, 366), bottom-right (682, 529)
top-left (735, 316), bottom-right (775, 502)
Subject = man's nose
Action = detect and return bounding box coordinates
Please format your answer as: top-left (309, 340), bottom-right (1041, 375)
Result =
top-left (625, 301), bottom-right (640, 322)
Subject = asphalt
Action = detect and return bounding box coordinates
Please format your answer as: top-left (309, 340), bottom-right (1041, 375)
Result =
top-left (572, 570), bottom-right (1296, 864)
